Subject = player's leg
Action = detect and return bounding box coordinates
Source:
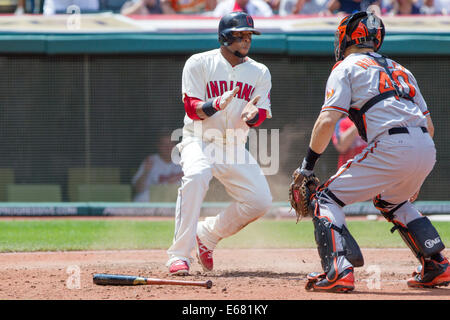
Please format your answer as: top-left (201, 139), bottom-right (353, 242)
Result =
top-left (374, 200), bottom-right (449, 288)
top-left (166, 139), bottom-right (213, 275)
top-left (372, 128), bottom-right (448, 287)
top-left (305, 191), bottom-right (363, 292)
top-left (373, 175), bottom-right (448, 288)
top-left (196, 147), bottom-right (272, 271)
top-left (306, 138), bottom-right (409, 291)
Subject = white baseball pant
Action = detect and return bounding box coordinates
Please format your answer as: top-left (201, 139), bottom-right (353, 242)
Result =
top-left (166, 137), bottom-right (272, 266)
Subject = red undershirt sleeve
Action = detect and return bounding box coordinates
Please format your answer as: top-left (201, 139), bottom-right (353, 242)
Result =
top-left (247, 108), bottom-right (268, 127)
top-left (183, 95), bottom-right (204, 120)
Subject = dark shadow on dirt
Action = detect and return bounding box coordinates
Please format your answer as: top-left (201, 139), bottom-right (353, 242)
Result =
top-left (213, 270), bottom-right (306, 279)
top-left (353, 287), bottom-right (450, 298)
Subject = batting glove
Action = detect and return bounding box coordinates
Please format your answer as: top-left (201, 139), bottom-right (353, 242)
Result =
top-left (213, 87), bottom-right (240, 111)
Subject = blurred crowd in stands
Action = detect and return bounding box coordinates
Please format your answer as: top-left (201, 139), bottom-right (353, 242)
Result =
top-left (3, 0), bottom-right (449, 16)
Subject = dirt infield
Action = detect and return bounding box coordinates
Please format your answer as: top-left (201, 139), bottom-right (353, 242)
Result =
top-left (0, 248), bottom-right (449, 300)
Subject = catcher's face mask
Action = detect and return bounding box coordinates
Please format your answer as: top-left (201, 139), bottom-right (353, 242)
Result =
top-left (334, 11), bottom-right (385, 61)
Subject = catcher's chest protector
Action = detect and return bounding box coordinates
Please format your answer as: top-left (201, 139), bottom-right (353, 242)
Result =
top-left (347, 53), bottom-right (414, 142)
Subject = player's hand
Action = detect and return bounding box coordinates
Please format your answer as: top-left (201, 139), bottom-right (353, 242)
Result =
top-left (214, 87), bottom-right (240, 110)
top-left (241, 95), bottom-right (260, 122)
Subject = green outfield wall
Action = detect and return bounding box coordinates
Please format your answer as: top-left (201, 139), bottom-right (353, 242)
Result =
top-left (0, 23), bottom-right (449, 207)
top-left (0, 201), bottom-right (448, 217)
top-left (0, 33), bottom-right (449, 55)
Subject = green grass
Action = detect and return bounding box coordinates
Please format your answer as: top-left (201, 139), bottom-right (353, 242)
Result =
top-left (0, 219), bottom-right (449, 252)
top-left (219, 220), bottom-right (450, 249)
top-left (0, 220), bottom-right (174, 252)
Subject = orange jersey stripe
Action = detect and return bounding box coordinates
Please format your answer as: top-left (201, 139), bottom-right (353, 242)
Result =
top-left (324, 160), bottom-right (353, 188)
top-left (321, 106), bottom-right (349, 114)
top-left (332, 61), bottom-right (343, 71)
top-left (357, 151), bottom-right (369, 163)
top-left (357, 142), bottom-right (377, 163)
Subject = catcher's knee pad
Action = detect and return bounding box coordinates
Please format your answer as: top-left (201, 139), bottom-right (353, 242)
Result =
top-left (372, 196), bottom-right (405, 221)
top-left (313, 216), bottom-right (364, 281)
top-left (391, 216), bottom-right (445, 260)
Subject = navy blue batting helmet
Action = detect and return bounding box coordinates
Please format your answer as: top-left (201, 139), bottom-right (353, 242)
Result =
top-left (218, 12), bottom-right (261, 46)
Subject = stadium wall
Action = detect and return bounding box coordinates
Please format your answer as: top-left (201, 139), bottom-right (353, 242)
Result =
top-left (0, 15), bottom-right (448, 215)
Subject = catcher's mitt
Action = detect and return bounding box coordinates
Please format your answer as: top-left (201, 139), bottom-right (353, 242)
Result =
top-left (289, 169), bottom-right (320, 222)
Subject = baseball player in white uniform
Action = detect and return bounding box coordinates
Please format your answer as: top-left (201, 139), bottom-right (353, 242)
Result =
top-left (132, 134), bottom-right (183, 202)
top-left (294, 11), bottom-right (449, 292)
top-left (166, 11), bottom-right (273, 275)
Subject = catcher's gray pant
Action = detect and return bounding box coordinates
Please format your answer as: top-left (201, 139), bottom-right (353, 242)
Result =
top-left (166, 137), bottom-right (272, 267)
top-left (319, 126), bottom-right (436, 274)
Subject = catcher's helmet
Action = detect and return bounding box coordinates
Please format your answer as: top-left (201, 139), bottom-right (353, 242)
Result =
top-left (218, 11), bottom-right (261, 46)
top-left (334, 11), bottom-right (385, 61)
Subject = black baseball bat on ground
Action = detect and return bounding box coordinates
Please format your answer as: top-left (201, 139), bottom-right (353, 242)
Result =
top-left (93, 273), bottom-right (213, 289)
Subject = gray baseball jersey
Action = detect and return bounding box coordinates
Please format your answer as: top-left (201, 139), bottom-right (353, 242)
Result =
top-left (319, 51), bottom-right (435, 206)
top-left (322, 52), bottom-right (429, 144)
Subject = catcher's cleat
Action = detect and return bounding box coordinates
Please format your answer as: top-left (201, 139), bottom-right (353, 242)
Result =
top-left (196, 236), bottom-right (214, 272)
top-left (407, 258), bottom-right (450, 288)
top-left (305, 268), bottom-right (354, 293)
top-left (168, 259), bottom-right (189, 276)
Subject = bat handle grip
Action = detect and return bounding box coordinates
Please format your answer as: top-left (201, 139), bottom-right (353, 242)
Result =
top-left (93, 274), bottom-right (145, 285)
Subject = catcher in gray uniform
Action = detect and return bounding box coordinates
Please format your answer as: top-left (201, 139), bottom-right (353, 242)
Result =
top-left (289, 10), bottom-right (449, 292)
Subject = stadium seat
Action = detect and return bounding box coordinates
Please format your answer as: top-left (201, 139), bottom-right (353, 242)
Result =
top-left (68, 167), bottom-right (121, 202)
top-left (0, 0), bottom-right (16, 13)
top-left (99, 0), bottom-right (128, 12)
top-left (149, 184), bottom-right (180, 202)
top-left (0, 168), bottom-right (14, 202)
top-left (7, 184), bottom-right (62, 202)
top-left (77, 184), bottom-right (132, 202)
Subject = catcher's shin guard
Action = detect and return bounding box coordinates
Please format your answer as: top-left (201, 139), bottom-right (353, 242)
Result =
top-left (312, 208), bottom-right (364, 283)
top-left (401, 217), bottom-right (445, 258)
top-left (374, 198), bottom-right (445, 261)
top-left (374, 198), bottom-right (447, 287)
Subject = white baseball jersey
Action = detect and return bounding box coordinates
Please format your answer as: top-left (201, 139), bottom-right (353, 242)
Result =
top-left (132, 154), bottom-right (183, 202)
top-left (182, 48), bottom-right (272, 144)
top-left (166, 49), bottom-right (273, 267)
top-left (322, 52), bottom-right (429, 144)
